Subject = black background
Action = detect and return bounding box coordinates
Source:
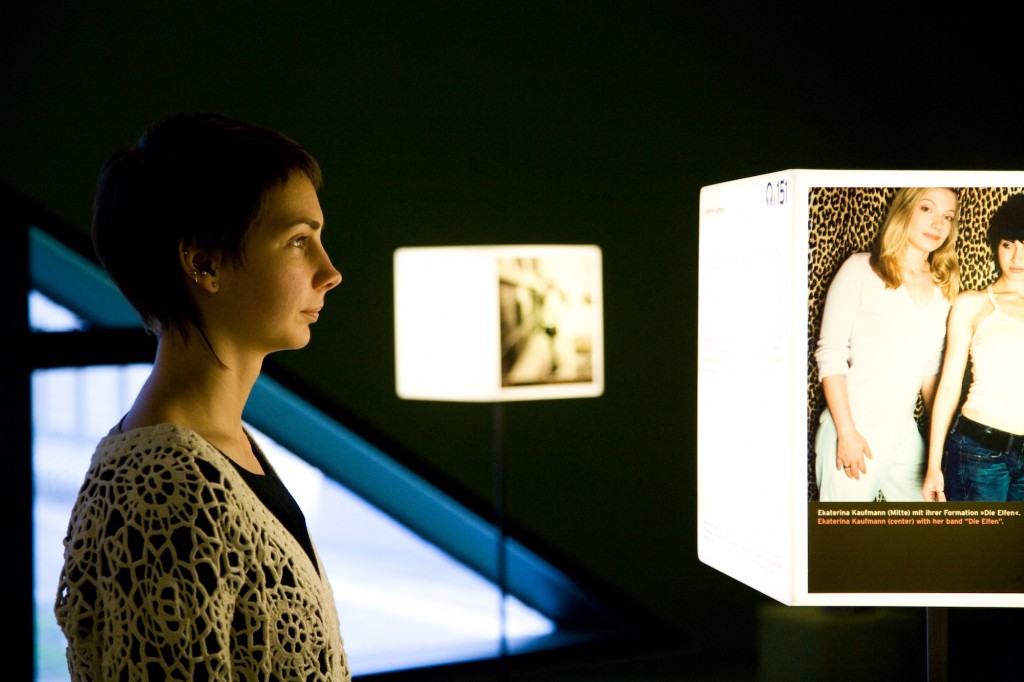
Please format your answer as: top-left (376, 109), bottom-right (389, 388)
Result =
top-left (5, 3), bottom-right (1023, 678)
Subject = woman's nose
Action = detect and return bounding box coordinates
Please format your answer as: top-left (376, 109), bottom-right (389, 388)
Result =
top-left (318, 247), bottom-right (343, 290)
top-left (322, 259), bottom-right (342, 290)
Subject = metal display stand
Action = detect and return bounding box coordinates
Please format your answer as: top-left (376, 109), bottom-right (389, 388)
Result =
top-left (926, 607), bottom-right (947, 682)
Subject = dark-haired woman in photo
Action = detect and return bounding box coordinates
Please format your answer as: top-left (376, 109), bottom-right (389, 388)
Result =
top-left (923, 193), bottom-right (1024, 502)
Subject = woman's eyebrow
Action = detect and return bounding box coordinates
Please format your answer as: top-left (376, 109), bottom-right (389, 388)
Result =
top-left (288, 218), bottom-right (322, 231)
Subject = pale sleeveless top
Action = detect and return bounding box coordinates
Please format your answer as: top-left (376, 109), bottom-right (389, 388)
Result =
top-left (962, 287), bottom-right (1024, 435)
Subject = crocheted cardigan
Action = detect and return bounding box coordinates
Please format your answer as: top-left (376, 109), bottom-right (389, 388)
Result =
top-left (54, 423), bottom-right (350, 681)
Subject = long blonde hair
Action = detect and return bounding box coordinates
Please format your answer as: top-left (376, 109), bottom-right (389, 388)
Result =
top-left (869, 187), bottom-right (960, 301)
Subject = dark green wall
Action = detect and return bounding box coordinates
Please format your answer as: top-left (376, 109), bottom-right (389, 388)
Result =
top-left (6, 2), bottom-right (1023, 671)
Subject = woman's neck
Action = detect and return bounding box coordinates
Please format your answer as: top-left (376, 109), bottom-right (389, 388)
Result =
top-left (122, 333), bottom-right (257, 432)
top-left (899, 247), bottom-right (931, 275)
top-left (120, 338), bottom-right (266, 473)
top-left (994, 273), bottom-right (1024, 297)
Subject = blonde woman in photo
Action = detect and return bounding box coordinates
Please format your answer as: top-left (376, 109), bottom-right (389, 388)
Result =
top-left (815, 187), bottom-right (959, 502)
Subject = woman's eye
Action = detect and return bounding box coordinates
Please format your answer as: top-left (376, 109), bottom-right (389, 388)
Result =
top-left (289, 236), bottom-right (308, 248)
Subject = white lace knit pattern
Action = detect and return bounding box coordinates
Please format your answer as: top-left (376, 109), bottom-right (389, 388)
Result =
top-left (54, 423), bottom-right (350, 681)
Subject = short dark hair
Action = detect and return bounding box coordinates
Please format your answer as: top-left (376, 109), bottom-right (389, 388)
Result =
top-left (92, 112), bottom-right (322, 341)
top-left (988, 193), bottom-right (1024, 275)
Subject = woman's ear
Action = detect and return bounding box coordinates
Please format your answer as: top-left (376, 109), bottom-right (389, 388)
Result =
top-left (179, 240), bottom-right (220, 292)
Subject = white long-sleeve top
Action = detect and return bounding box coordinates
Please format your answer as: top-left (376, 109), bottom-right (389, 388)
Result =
top-left (815, 253), bottom-right (949, 427)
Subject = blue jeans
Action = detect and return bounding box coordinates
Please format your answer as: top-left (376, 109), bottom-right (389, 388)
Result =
top-left (944, 417), bottom-right (1024, 501)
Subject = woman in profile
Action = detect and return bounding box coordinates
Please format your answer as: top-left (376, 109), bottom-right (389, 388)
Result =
top-left (814, 187), bottom-right (959, 502)
top-left (54, 113), bottom-right (350, 680)
top-left (923, 193), bottom-right (1024, 502)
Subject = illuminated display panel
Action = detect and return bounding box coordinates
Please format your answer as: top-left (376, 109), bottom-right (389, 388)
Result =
top-left (698, 170), bottom-right (1024, 607)
top-left (394, 245), bottom-right (604, 402)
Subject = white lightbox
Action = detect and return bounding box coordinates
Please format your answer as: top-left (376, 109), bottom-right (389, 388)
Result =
top-left (697, 170), bottom-right (1024, 607)
top-left (394, 244), bottom-right (603, 402)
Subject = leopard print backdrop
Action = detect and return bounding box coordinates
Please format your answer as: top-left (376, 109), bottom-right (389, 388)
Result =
top-left (805, 186), bottom-right (1023, 501)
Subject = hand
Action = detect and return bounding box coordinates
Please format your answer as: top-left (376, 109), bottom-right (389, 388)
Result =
top-left (922, 470), bottom-right (946, 502)
top-left (835, 430), bottom-right (871, 480)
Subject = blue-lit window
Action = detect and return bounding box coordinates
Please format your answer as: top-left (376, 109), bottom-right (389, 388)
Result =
top-left (30, 290), bottom-right (556, 680)
top-left (26, 220), bottom-right (631, 681)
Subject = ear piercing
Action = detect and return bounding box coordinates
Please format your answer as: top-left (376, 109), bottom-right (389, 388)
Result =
top-left (190, 269), bottom-right (218, 287)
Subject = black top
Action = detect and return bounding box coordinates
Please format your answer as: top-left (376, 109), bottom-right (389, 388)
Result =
top-left (113, 415), bottom-right (322, 576)
top-left (232, 438), bottom-right (321, 576)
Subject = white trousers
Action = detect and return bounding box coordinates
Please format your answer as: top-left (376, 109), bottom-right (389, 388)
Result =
top-left (815, 407), bottom-right (926, 502)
